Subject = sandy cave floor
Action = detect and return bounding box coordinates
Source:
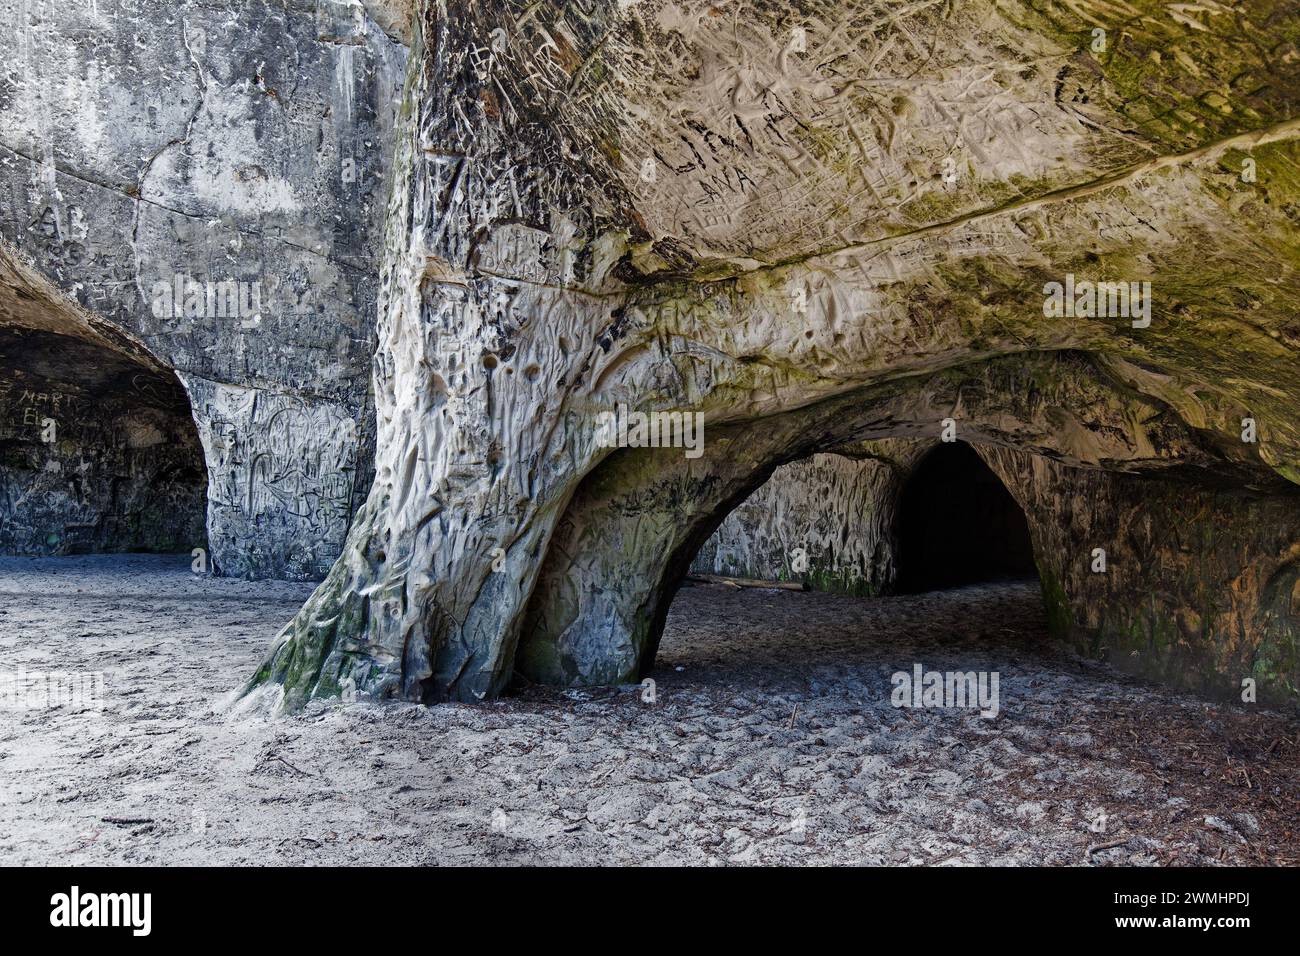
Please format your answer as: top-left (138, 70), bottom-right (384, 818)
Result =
top-left (0, 554), bottom-right (1297, 866)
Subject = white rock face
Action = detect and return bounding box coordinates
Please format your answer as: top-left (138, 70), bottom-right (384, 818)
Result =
top-left (692, 453), bottom-right (897, 595)
top-left (0, 0), bottom-right (406, 577)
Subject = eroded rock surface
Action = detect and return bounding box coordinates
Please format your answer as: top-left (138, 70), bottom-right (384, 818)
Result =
top-left (260, 0), bottom-right (1298, 709)
top-left (692, 452), bottom-right (897, 595)
top-left (984, 446), bottom-right (1300, 703)
top-left (2, 1), bottom-right (1298, 709)
top-left (0, 0), bottom-right (406, 577)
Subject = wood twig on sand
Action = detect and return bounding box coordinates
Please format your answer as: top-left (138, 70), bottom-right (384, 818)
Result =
top-left (1086, 838), bottom-right (1129, 858)
top-left (259, 753), bottom-right (313, 777)
top-left (686, 574), bottom-right (807, 591)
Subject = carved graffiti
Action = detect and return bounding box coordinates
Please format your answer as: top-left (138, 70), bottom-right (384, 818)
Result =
top-left (180, 375), bottom-right (360, 579)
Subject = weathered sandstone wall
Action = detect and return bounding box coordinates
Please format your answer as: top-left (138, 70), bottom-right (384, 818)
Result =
top-left (0, 0), bottom-right (407, 577)
top-left (691, 452), bottom-right (898, 595)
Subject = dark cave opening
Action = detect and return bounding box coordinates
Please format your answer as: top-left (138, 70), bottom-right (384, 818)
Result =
top-left (893, 441), bottom-right (1037, 594)
top-left (0, 327), bottom-right (208, 556)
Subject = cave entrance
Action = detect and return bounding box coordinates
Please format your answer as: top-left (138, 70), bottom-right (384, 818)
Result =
top-left (0, 326), bottom-right (208, 557)
top-left (892, 441), bottom-right (1035, 594)
top-left (516, 432), bottom-right (1050, 690)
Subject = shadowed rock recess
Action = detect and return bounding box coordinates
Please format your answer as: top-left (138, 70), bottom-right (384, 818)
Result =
top-left (3, 1), bottom-right (1299, 711)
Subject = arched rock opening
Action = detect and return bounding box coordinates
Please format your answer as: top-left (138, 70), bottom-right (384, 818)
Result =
top-left (893, 442), bottom-right (1036, 594)
top-left (510, 347), bottom-right (1300, 708)
top-left (0, 326), bottom-right (207, 556)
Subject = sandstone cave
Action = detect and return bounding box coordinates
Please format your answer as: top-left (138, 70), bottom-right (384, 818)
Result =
top-left (1, 0), bottom-right (1298, 869)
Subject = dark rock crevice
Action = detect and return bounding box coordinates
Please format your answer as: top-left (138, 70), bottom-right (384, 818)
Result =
top-left (0, 326), bottom-right (207, 556)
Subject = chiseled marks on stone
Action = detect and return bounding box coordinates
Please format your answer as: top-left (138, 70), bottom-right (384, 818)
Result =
top-left (602, 0), bottom-right (1300, 269)
top-left (182, 374), bottom-right (360, 581)
top-left (606, 0), bottom-right (1105, 265)
top-left (253, 2), bottom-right (642, 703)
top-left (693, 452), bottom-right (895, 594)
